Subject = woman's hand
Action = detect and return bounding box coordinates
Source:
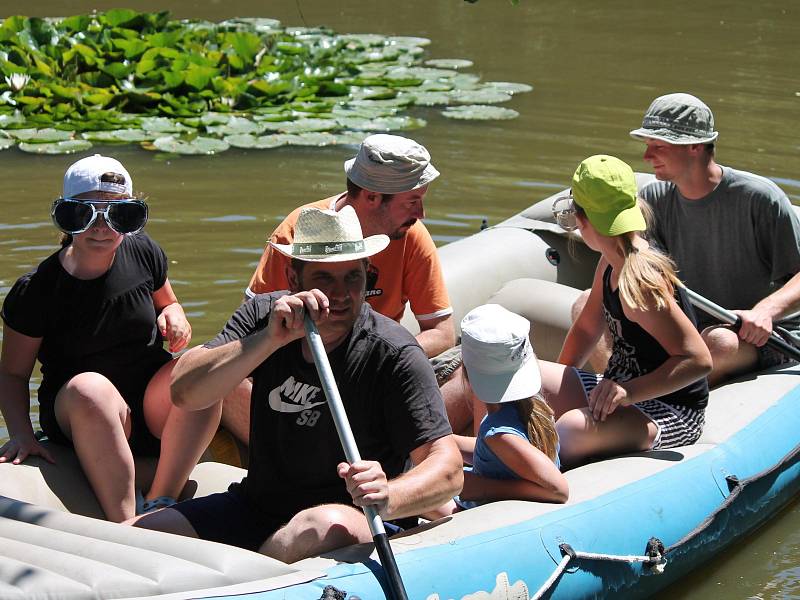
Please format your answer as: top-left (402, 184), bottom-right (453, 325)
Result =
top-left (0, 433), bottom-right (55, 465)
top-left (157, 303), bottom-right (192, 353)
top-left (587, 379), bottom-right (632, 421)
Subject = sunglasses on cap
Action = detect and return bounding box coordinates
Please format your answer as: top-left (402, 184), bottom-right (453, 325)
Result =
top-left (552, 193), bottom-right (578, 232)
top-left (51, 198), bottom-right (149, 235)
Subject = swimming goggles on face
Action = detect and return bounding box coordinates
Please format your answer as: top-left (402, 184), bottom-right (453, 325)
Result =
top-left (51, 198), bottom-right (149, 235)
top-left (551, 194), bottom-right (578, 232)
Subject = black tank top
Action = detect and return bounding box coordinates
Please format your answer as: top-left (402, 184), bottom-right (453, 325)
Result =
top-left (602, 265), bottom-right (709, 410)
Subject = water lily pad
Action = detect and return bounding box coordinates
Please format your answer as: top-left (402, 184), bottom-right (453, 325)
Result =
top-left (441, 105), bottom-right (520, 121)
top-left (283, 132), bottom-right (339, 146)
top-left (200, 112), bottom-right (237, 125)
top-left (387, 36), bottom-right (431, 47)
top-left (425, 59), bottom-right (474, 69)
top-left (81, 129), bottom-right (153, 142)
top-left (386, 66), bottom-right (458, 81)
top-left (219, 17), bottom-right (281, 32)
top-left (225, 134), bottom-right (291, 149)
top-left (484, 81), bottom-right (534, 94)
top-left (8, 128), bottom-right (73, 142)
top-left (449, 74), bottom-right (483, 90)
top-left (403, 91), bottom-right (453, 106)
top-left (0, 137), bottom-right (16, 151)
top-left (277, 118), bottom-right (340, 134)
top-left (348, 97), bottom-right (414, 109)
top-left (0, 112), bottom-right (26, 128)
top-left (336, 115), bottom-right (425, 131)
top-left (205, 116), bottom-right (264, 136)
top-left (18, 139), bottom-right (93, 154)
top-left (330, 131), bottom-right (367, 145)
top-left (451, 89), bottom-right (513, 105)
top-left (341, 34), bottom-right (387, 47)
top-left (149, 136), bottom-right (229, 155)
top-left (140, 117), bottom-right (194, 133)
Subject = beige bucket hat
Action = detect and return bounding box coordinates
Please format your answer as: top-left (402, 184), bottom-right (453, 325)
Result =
top-left (271, 204), bottom-right (390, 262)
top-left (344, 134), bottom-right (439, 193)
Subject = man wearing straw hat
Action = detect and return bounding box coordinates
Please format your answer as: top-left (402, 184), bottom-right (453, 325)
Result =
top-left (630, 92), bottom-right (800, 385)
top-left (132, 205), bottom-right (462, 562)
top-left (222, 134), bottom-right (456, 449)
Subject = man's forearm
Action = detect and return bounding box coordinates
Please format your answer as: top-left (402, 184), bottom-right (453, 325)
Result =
top-left (754, 270), bottom-right (800, 319)
top-left (415, 315), bottom-right (456, 358)
top-left (384, 436), bottom-right (463, 520)
top-left (171, 330), bottom-right (279, 410)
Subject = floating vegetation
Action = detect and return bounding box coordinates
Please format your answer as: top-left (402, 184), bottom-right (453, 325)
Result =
top-left (0, 10), bottom-right (530, 155)
top-left (441, 105), bottom-right (520, 121)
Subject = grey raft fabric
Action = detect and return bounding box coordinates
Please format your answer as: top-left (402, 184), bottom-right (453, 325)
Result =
top-left (0, 495), bottom-right (321, 599)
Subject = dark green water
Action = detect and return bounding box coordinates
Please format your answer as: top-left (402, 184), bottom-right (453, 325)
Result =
top-left (1, 1), bottom-right (798, 597)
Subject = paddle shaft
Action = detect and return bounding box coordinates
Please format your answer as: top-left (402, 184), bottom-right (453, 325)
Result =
top-left (685, 288), bottom-right (800, 361)
top-left (303, 316), bottom-right (409, 600)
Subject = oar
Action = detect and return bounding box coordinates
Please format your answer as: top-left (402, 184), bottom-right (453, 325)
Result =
top-left (685, 288), bottom-right (800, 362)
top-left (303, 315), bottom-right (409, 600)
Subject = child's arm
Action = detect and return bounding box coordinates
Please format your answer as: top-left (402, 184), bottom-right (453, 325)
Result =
top-left (558, 258), bottom-right (608, 368)
top-left (453, 435), bottom-right (476, 465)
top-left (461, 435), bottom-right (568, 503)
top-left (588, 294), bottom-right (713, 422)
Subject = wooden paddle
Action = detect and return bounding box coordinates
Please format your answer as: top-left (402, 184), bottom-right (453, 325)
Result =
top-left (303, 315), bottom-right (409, 600)
top-left (685, 288), bottom-right (800, 362)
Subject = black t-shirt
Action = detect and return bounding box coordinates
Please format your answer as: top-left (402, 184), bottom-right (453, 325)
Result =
top-left (1, 233), bottom-right (172, 405)
top-left (602, 266), bottom-right (709, 410)
top-left (205, 293), bottom-right (452, 517)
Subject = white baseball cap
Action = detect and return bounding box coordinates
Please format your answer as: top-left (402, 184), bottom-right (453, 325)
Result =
top-left (461, 304), bottom-right (541, 404)
top-left (63, 154), bottom-right (133, 198)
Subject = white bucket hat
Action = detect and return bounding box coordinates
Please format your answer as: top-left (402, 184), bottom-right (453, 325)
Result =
top-left (63, 154), bottom-right (133, 198)
top-left (461, 304), bottom-right (542, 404)
top-left (344, 134), bottom-right (439, 194)
top-left (271, 204), bottom-right (390, 262)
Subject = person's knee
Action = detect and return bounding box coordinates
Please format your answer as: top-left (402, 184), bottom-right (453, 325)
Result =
top-left (59, 372), bottom-right (120, 418)
top-left (556, 409), bottom-right (594, 466)
top-left (294, 505), bottom-right (365, 545)
top-left (702, 327), bottom-right (740, 364)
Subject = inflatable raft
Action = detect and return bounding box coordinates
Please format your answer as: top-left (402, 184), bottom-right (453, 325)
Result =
top-left (2, 175), bottom-right (799, 599)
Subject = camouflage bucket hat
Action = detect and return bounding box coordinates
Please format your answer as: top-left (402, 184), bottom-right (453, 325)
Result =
top-left (630, 93), bottom-right (719, 145)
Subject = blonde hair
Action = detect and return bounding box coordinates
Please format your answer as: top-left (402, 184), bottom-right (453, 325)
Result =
top-left (514, 394), bottom-right (559, 462)
top-left (615, 232), bottom-right (682, 311)
top-left (575, 198), bottom-right (681, 311)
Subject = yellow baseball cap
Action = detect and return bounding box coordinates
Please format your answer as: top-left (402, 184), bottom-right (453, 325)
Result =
top-left (571, 155), bottom-right (645, 236)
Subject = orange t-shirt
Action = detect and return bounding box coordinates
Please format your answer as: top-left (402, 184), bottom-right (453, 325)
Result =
top-left (246, 194), bottom-right (452, 323)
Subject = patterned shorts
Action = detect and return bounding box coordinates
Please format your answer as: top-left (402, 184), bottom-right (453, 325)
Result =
top-left (575, 369), bottom-right (705, 450)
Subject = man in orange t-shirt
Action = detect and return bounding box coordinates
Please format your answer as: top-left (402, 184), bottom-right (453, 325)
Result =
top-left (223, 134), bottom-right (455, 446)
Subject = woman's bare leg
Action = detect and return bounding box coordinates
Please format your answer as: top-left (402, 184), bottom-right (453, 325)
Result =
top-left (144, 359), bottom-right (222, 501)
top-left (54, 373), bottom-right (135, 522)
top-left (538, 360), bottom-right (591, 419)
top-left (556, 406), bottom-right (657, 469)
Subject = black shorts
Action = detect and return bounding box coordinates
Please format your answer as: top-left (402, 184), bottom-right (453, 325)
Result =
top-left (37, 357), bottom-right (171, 457)
top-left (172, 486), bottom-right (288, 552)
top-left (172, 485), bottom-right (413, 552)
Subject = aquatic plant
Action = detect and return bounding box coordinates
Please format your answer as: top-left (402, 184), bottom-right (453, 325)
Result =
top-left (0, 10), bottom-right (531, 155)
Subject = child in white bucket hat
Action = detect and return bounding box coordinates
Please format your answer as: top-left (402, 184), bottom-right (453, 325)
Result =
top-left (428, 304), bottom-right (567, 516)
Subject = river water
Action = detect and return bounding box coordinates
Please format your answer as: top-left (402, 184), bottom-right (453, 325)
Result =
top-left (0, 0), bottom-right (798, 597)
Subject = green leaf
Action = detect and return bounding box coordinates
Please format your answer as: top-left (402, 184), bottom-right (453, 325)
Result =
top-left (18, 139), bottom-right (92, 154)
top-left (184, 64), bottom-right (218, 91)
top-left (441, 105), bottom-right (519, 120)
top-left (149, 135), bottom-right (229, 155)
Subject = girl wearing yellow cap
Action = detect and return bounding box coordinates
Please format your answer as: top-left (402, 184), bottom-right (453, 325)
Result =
top-left (547, 155), bottom-right (712, 468)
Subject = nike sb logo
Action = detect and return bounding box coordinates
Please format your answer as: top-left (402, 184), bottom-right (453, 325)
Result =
top-left (268, 375), bottom-right (326, 414)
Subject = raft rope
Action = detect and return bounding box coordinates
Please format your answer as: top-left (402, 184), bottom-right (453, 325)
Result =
top-left (529, 438), bottom-right (800, 600)
top-left (530, 538), bottom-right (666, 600)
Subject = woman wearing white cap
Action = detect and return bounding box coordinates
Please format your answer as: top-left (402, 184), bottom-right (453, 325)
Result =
top-left (429, 304), bottom-right (567, 516)
top-left (0, 155), bottom-right (220, 522)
